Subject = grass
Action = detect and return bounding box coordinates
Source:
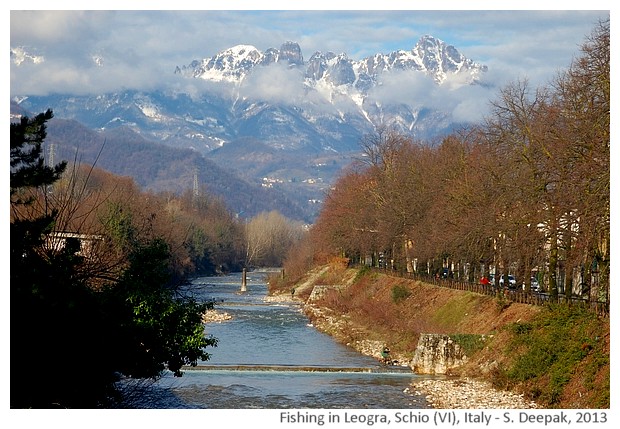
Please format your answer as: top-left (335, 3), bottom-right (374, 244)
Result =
top-left (504, 304), bottom-right (609, 407)
top-left (451, 333), bottom-right (488, 356)
top-left (391, 283), bottom-right (411, 303)
top-left (430, 292), bottom-right (478, 329)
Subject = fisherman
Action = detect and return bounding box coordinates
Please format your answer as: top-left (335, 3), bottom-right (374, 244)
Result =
top-left (381, 346), bottom-right (391, 364)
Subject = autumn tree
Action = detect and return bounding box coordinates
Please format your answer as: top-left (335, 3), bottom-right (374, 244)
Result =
top-left (551, 18), bottom-right (610, 300)
top-left (311, 167), bottom-right (378, 264)
top-left (359, 129), bottom-right (439, 270)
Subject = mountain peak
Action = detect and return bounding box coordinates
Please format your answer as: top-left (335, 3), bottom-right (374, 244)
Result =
top-left (11, 47), bottom-right (45, 66)
top-left (278, 41), bottom-right (304, 65)
top-left (180, 36), bottom-right (486, 87)
top-left (412, 35), bottom-right (487, 82)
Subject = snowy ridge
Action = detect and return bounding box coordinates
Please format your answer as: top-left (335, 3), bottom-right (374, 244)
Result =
top-left (14, 34), bottom-right (489, 157)
top-left (179, 35), bottom-right (486, 89)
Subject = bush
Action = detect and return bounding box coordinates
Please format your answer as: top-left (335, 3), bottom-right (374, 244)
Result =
top-left (391, 284), bottom-right (411, 303)
top-left (451, 333), bottom-right (487, 356)
top-left (506, 304), bottom-right (609, 406)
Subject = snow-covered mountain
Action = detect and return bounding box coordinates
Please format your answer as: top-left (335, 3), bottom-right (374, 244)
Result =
top-left (177, 36), bottom-right (485, 86)
top-left (11, 35), bottom-right (488, 221)
top-left (14, 35), bottom-right (487, 154)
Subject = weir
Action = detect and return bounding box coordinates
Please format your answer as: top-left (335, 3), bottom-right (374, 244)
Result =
top-left (182, 364), bottom-right (414, 374)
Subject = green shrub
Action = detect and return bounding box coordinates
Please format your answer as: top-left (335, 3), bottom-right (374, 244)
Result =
top-left (506, 304), bottom-right (608, 406)
top-left (451, 333), bottom-right (487, 356)
top-left (391, 284), bottom-right (411, 303)
top-left (354, 265), bottom-right (373, 283)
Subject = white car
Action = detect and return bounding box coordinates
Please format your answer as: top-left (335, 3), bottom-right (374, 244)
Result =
top-left (520, 277), bottom-right (540, 292)
top-left (499, 274), bottom-right (517, 288)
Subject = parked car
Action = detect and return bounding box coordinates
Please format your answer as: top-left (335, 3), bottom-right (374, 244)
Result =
top-left (520, 277), bottom-right (540, 292)
top-left (499, 274), bottom-right (517, 288)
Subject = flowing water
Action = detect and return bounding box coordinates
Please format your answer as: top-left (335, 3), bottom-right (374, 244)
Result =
top-left (122, 271), bottom-right (432, 409)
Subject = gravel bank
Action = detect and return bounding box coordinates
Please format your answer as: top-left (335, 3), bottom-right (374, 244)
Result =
top-left (410, 378), bottom-right (539, 409)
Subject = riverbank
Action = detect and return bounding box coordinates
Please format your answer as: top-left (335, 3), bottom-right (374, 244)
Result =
top-left (265, 292), bottom-right (539, 409)
top-left (267, 264), bottom-right (610, 409)
top-left (410, 378), bottom-right (538, 409)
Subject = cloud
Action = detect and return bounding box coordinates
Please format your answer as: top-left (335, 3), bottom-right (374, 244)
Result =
top-left (365, 70), bottom-right (436, 107)
top-left (239, 63), bottom-right (306, 104)
top-left (363, 68), bottom-right (497, 124)
top-left (9, 10), bottom-right (609, 99)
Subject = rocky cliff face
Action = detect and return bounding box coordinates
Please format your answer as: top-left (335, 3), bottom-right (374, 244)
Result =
top-left (410, 334), bottom-right (468, 374)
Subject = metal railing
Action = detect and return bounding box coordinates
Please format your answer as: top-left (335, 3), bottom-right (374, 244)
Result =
top-left (370, 267), bottom-right (609, 317)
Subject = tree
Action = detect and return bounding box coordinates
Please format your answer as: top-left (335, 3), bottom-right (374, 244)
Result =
top-left (100, 238), bottom-right (215, 379)
top-left (552, 18), bottom-right (610, 300)
top-left (11, 111), bottom-right (216, 408)
top-left (10, 110), bottom-right (66, 259)
top-left (11, 110), bottom-right (66, 204)
top-left (312, 168), bottom-right (377, 263)
top-left (245, 210), bottom-right (305, 267)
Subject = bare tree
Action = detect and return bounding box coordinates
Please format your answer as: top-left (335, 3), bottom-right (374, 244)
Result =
top-left (245, 210), bottom-right (305, 267)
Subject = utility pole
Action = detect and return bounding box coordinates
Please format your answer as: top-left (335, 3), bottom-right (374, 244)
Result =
top-left (46, 143), bottom-right (56, 195)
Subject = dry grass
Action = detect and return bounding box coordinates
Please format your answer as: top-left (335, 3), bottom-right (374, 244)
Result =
top-left (290, 264), bottom-right (610, 409)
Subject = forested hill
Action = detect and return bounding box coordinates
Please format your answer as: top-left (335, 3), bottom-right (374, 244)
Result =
top-left (42, 116), bottom-right (309, 222)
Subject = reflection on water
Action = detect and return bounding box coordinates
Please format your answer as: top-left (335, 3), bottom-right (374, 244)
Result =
top-left (122, 271), bottom-right (431, 409)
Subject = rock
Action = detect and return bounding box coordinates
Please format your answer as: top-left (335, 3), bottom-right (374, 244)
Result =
top-left (201, 309), bottom-right (232, 323)
top-left (410, 377), bottom-right (538, 409)
top-left (411, 333), bottom-right (468, 374)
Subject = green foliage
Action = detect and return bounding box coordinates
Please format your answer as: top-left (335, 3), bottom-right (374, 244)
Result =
top-left (391, 283), bottom-right (411, 303)
top-left (506, 304), bottom-right (608, 406)
top-left (102, 238), bottom-right (216, 378)
top-left (10, 109), bottom-right (66, 203)
top-left (100, 201), bottom-right (137, 250)
top-left (451, 333), bottom-right (487, 356)
top-left (495, 290), bottom-right (511, 312)
top-left (10, 109), bottom-right (66, 262)
top-left (353, 265), bottom-right (373, 283)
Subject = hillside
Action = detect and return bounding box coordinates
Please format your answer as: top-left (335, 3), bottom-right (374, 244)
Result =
top-left (41, 117), bottom-right (310, 222)
top-left (268, 264), bottom-right (610, 409)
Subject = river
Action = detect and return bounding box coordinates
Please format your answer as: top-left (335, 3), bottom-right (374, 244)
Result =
top-left (119, 271), bottom-right (432, 409)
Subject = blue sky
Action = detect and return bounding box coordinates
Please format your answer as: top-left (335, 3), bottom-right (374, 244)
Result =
top-left (9, 4), bottom-right (610, 98)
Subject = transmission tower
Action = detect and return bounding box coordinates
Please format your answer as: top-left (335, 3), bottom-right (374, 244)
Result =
top-left (48, 143), bottom-right (56, 167)
top-left (193, 168), bottom-right (200, 198)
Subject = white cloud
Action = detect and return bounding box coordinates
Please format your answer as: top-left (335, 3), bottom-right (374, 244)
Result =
top-left (239, 63), bottom-right (306, 104)
top-left (9, 10), bottom-right (609, 100)
top-left (367, 70), bottom-right (436, 107)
